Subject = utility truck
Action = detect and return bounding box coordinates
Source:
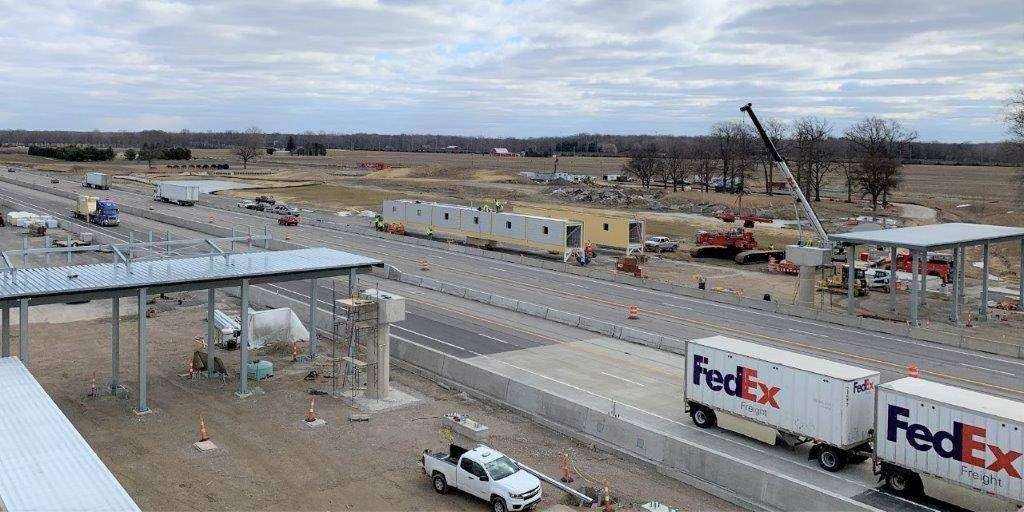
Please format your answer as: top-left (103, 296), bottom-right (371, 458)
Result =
top-left (72, 195), bottom-right (119, 226)
top-left (154, 182), bottom-right (199, 206)
top-left (83, 172), bottom-right (111, 190)
top-left (422, 444), bottom-right (542, 512)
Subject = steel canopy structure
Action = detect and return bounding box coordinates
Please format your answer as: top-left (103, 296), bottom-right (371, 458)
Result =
top-left (0, 246), bottom-right (382, 414)
top-left (829, 223), bottom-right (1024, 326)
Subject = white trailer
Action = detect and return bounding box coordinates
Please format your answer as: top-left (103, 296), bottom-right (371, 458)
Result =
top-left (83, 172), bottom-right (111, 190)
top-left (875, 378), bottom-right (1024, 503)
top-left (154, 182), bottom-right (199, 206)
top-left (685, 335), bottom-right (880, 471)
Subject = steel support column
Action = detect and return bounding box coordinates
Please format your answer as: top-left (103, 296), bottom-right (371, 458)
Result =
top-left (207, 288), bottom-right (216, 377)
top-left (889, 247), bottom-right (898, 313)
top-left (949, 246), bottom-right (960, 324)
top-left (910, 251), bottom-right (919, 327)
top-left (846, 245), bottom-right (856, 315)
top-left (110, 298), bottom-right (120, 392)
top-left (237, 279), bottom-right (251, 397)
top-left (348, 268), bottom-right (357, 298)
top-left (18, 299), bottom-right (28, 366)
top-left (980, 242), bottom-right (990, 320)
top-left (918, 252), bottom-right (927, 306)
top-left (308, 278), bottom-right (318, 358)
top-left (137, 288), bottom-right (149, 413)
top-left (1019, 240), bottom-right (1023, 312)
top-left (1, 307), bottom-right (9, 357)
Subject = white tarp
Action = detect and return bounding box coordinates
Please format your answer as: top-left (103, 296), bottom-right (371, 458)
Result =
top-left (248, 308), bottom-right (308, 350)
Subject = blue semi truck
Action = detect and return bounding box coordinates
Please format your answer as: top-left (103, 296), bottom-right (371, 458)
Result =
top-left (73, 195), bottom-right (119, 226)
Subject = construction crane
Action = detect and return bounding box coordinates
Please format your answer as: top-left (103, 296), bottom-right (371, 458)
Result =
top-left (741, 103), bottom-right (836, 306)
top-left (740, 103), bottom-right (832, 252)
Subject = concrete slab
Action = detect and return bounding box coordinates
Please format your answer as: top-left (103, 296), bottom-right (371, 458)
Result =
top-left (193, 440), bottom-right (218, 452)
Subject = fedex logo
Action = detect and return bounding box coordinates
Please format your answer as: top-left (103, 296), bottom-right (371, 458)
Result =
top-left (853, 379), bottom-right (874, 394)
top-left (886, 405), bottom-right (1022, 479)
top-left (691, 355), bottom-right (780, 409)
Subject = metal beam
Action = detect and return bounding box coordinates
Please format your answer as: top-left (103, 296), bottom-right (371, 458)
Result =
top-left (308, 278), bottom-right (318, 359)
top-left (909, 252), bottom-right (919, 327)
top-left (207, 289), bottom-right (216, 378)
top-left (137, 288), bottom-right (149, 413)
top-left (110, 298), bottom-right (120, 393)
top-left (237, 279), bottom-right (251, 397)
top-left (846, 245), bottom-right (856, 315)
top-left (18, 299), bottom-right (28, 366)
top-left (980, 242), bottom-right (990, 320)
top-left (889, 246), bottom-right (897, 313)
top-left (949, 246), bottom-right (960, 324)
top-left (2, 234), bottom-right (271, 259)
top-left (918, 252), bottom-right (927, 306)
top-left (349, 268), bottom-right (357, 298)
top-left (1019, 240), bottom-right (1023, 313)
top-left (1, 307), bottom-right (8, 357)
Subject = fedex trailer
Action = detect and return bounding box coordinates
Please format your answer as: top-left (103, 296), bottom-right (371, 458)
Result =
top-left (875, 378), bottom-right (1024, 503)
top-left (685, 336), bottom-right (880, 472)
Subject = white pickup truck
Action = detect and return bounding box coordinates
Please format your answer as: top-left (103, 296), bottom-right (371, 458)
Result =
top-left (421, 444), bottom-right (541, 512)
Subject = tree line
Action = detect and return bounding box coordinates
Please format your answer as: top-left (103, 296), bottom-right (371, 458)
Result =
top-left (620, 115), bottom-right (918, 210)
top-left (27, 144), bottom-right (114, 161)
top-left (2, 127), bottom-right (1021, 166)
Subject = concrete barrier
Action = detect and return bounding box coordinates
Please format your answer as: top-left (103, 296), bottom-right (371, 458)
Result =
top-left (657, 337), bottom-right (687, 355)
top-left (515, 300), bottom-right (549, 318)
top-left (390, 333), bottom-right (448, 376)
top-left (440, 358), bottom-right (510, 401)
top-left (464, 288), bottom-right (492, 304)
top-left (578, 317), bottom-right (618, 338)
top-left (909, 327), bottom-right (961, 348)
top-left (440, 283), bottom-right (467, 298)
top-left (585, 411), bottom-right (667, 463)
top-left (544, 308), bottom-right (581, 328)
top-left (488, 295), bottom-right (519, 311)
top-left (962, 336), bottom-right (1022, 358)
top-left (619, 326), bottom-right (661, 349)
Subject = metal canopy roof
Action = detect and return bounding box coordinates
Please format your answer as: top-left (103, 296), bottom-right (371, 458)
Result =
top-left (829, 222), bottom-right (1024, 251)
top-left (0, 357), bottom-right (140, 511)
top-left (0, 247), bottom-right (381, 306)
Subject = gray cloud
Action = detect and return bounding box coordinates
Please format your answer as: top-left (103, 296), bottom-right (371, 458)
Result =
top-left (0, 0), bottom-right (1020, 140)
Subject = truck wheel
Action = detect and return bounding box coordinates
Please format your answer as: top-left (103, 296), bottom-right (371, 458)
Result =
top-left (816, 446), bottom-right (846, 472)
top-left (690, 406), bottom-right (717, 428)
top-left (491, 497), bottom-right (507, 512)
top-left (431, 473), bottom-right (448, 494)
top-left (884, 469), bottom-right (923, 497)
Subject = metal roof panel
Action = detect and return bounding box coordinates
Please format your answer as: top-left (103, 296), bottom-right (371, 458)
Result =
top-left (829, 223), bottom-right (1024, 250)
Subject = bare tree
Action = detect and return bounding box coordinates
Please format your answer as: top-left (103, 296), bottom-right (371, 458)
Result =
top-left (233, 126), bottom-right (264, 170)
top-left (792, 116), bottom-right (835, 201)
top-left (137, 130), bottom-right (167, 170)
top-left (622, 142), bottom-right (659, 188)
top-left (1007, 88), bottom-right (1024, 206)
top-left (692, 136), bottom-right (717, 193)
top-left (657, 142), bottom-right (687, 191)
top-left (756, 118), bottom-right (787, 195)
top-left (844, 117), bottom-right (917, 210)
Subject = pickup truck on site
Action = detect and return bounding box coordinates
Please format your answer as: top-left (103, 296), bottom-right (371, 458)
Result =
top-left (421, 444), bottom-right (541, 512)
top-left (644, 236), bottom-right (679, 252)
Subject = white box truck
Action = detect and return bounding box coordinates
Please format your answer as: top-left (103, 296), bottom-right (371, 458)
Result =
top-left (685, 335), bottom-right (880, 471)
top-left (83, 172), bottom-right (111, 190)
top-left (154, 182), bottom-right (199, 206)
top-left (875, 377), bottom-right (1024, 504)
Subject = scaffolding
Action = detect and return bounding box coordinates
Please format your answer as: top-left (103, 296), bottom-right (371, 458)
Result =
top-left (324, 282), bottom-right (380, 399)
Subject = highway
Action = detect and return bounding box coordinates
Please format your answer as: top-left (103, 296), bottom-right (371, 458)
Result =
top-left (0, 174), bottom-right (1017, 511)
top-left (3, 173), bottom-right (1021, 401)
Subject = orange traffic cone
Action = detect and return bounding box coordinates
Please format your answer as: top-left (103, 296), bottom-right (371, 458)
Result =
top-left (560, 453), bottom-right (573, 483)
top-left (305, 397), bottom-right (317, 423)
top-left (908, 365), bottom-right (920, 378)
top-left (208, 215), bottom-right (214, 223)
top-left (88, 372), bottom-right (97, 397)
top-left (603, 481), bottom-right (614, 512)
top-left (285, 232), bottom-right (292, 240)
top-left (188, 358), bottom-right (195, 380)
top-left (627, 305), bottom-right (639, 320)
top-left (420, 260), bottom-right (430, 271)
top-left (291, 342), bottom-right (299, 362)
top-left (199, 416), bottom-right (210, 442)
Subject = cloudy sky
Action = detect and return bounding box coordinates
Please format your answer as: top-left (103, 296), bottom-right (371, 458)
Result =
top-left (0, 0), bottom-right (1021, 141)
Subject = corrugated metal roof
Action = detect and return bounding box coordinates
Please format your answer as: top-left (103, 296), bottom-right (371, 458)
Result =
top-left (689, 335), bottom-right (879, 381)
top-left (882, 377), bottom-right (1024, 424)
top-left (0, 357), bottom-right (139, 511)
top-left (0, 247), bottom-right (381, 302)
top-left (829, 223), bottom-right (1024, 250)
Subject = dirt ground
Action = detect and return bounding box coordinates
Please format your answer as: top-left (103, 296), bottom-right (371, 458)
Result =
top-left (23, 302), bottom-right (736, 512)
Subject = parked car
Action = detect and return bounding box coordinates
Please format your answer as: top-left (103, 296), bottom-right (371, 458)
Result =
top-left (236, 200), bottom-right (259, 210)
top-left (271, 204), bottom-right (300, 216)
top-left (644, 236), bottom-right (679, 252)
top-left (422, 444), bottom-right (541, 512)
top-left (254, 195), bottom-right (276, 206)
top-left (278, 215), bottom-right (299, 226)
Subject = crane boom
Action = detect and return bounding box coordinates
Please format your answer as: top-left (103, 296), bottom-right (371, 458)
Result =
top-left (740, 103), bottom-right (832, 249)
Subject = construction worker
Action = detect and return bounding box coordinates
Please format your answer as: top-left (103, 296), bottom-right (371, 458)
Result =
top-left (426, 226), bottom-right (435, 239)
top-left (373, 214), bottom-right (385, 231)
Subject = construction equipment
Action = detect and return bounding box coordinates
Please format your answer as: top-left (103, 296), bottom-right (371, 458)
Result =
top-left (691, 228), bottom-right (785, 264)
top-left (883, 252), bottom-right (954, 283)
top-left (818, 266), bottom-right (868, 296)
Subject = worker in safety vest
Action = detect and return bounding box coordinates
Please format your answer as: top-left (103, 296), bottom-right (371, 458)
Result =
top-left (427, 226), bottom-right (435, 239)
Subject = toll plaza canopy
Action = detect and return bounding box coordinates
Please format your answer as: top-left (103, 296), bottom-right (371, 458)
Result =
top-left (829, 223), bottom-right (1024, 251)
top-left (0, 357), bottom-right (140, 511)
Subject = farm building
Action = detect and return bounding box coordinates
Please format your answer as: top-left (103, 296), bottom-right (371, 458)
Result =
top-left (602, 174), bottom-right (628, 182)
top-left (490, 147), bottom-right (515, 157)
top-left (510, 203), bottom-right (644, 255)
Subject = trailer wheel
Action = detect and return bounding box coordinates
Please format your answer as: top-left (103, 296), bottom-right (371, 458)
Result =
top-left (816, 446), bottom-right (846, 472)
top-left (431, 473), bottom-right (448, 494)
top-left (883, 468), bottom-right (923, 497)
top-left (690, 406), bottom-right (717, 428)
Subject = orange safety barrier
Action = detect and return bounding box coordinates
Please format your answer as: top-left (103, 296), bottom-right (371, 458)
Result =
top-left (560, 453), bottom-right (573, 483)
top-left (199, 416), bottom-right (210, 442)
top-left (627, 305), bottom-right (639, 320)
top-left (908, 365), bottom-right (920, 378)
top-left (420, 260), bottom-right (430, 271)
top-left (305, 396), bottom-right (317, 423)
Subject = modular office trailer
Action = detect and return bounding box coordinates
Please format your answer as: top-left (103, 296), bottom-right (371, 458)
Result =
top-left (511, 204), bottom-right (645, 255)
top-left (685, 335), bottom-right (880, 471)
top-left (382, 200), bottom-right (584, 260)
top-left (876, 378), bottom-right (1024, 503)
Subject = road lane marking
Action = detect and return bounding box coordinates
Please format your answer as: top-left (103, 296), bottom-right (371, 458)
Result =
top-left (789, 329), bottom-right (827, 338)
top-left (960, 362), bottom-right (1016, 377)
top-left (600, 371), bottom-right (645, 387)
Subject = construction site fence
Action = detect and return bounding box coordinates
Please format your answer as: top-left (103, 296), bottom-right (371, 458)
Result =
top-left (2, 174), bottom-right (1019, 361)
